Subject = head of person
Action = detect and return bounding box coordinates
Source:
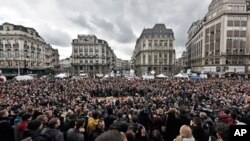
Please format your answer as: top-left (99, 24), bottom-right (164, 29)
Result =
top-left (75, 119), bottom-right (85, 129)
top-left (152, 130), bottom-right (163, 141)
top-left (199, 112), bottom-right (207, 119)
top-left (36, 115), bottom-right (49, 126)
top-left (192, 117), bottom-right (202, 126)
top-left (27, 120), bottom-right (43, 131)
top-left (216, 123), bottom-right (229, 141)
top-left (48, 118), bottom-right (60, 129)
top-left (179, 125), bottom-right (193, 138)
top-left (126, 130), bottom-right (136, 141)
top-left (92, 111), bottom-right (99, 119)
top-left (95, 130), bottom-right (127, 141)
top-left (22, 113), bottom-right (32, 121)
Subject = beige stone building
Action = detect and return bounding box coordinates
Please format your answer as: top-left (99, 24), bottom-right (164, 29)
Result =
top-left (0, 22), bottom-right (59, 76)
top-left (132, 24), bottom-right (176, 76)
top-left (71, 35), bottom-right (116, 76)
top-left (187, 0), bottom-right (250, 75)
top-left (115, 58), bottom-right (130, 73)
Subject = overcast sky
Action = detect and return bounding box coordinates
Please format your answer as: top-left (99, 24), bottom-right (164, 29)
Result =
top-left (0, 0), bottom-right (212, 60)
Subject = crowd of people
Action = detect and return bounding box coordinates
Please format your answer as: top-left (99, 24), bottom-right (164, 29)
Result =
top-left (0, 76), bottom-right (250, 141)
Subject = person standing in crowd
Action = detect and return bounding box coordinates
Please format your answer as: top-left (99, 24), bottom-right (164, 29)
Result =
top-left (66, 119), bottom-right (85, 141)
top-left (0, 109), bottom-right (14, 141)
top-left (165, 108), bottom-right (180, 141)
top-left (104, 107), bottom-right (118, 130)
top-left (17, 113), bottom-right (32, 138)
top-left (190, 117), bottom-right (209, 141)
top-left (45, 118), bottom-right (64, 141)
top-left (215, 123), bottom-right (230, 141)
top-left (95, 130), bottom-right (127, 141)
top-left (22, 120), bottom-right (46, 141)
top-left (174, 125), bottom-right (195, 141)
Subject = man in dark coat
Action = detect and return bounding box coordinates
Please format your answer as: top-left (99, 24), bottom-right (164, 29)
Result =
top-left (45, 118), bottom-right (64, 141)
top-left (104, 107), bottom-right (118, 130)
top-left (0, 109), bottom-right (14, 141)
top-left (66, 119), bottom-right (85, 141)
top-left (22, 120), bottom-right (46, 141)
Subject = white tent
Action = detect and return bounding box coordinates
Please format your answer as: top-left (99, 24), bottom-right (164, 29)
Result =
top-left (142, 75), bottom-right (155, 80)
top-left (104, 74), bottom-right (110, 78)
top-left (174, 73), bottom-right (188, 78)
top-left (96, 73), bottom-right (104, 77)
top-left (156, 74), bottom-right (168, 78)
top-left (55, 73), bottom-right (68, 78)
top-left (14, 75), bottom-right (34, 81)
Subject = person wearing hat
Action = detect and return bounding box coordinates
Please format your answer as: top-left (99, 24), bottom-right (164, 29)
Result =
top-left (22, 120), bottom-right (46, 141)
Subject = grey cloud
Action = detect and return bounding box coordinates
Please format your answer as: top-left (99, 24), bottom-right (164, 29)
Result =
top-left (39, 25), bottom-right (71, 47)
top-left (69, 15), bottom-right (93, 30)
top-left (91, 16), bottom-right (114, 31)
top-left (114, 19), bottom-right (136, 43)
top-left (1, 0), bottom-right (213, 59)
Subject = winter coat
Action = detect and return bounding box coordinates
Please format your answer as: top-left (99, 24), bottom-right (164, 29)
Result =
top-left (0, 117), bottom-right (14, 141)
top-left (66, 128), bottom-right (84, 141)
top-left (22, 129), bottom-right (46, 141)
top-left (45, 128), bottom-right (64, 141)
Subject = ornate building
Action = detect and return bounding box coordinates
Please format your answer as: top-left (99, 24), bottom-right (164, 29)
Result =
top-left (132, 24), bottom-right (176, 76)
top-left (0, 22), bottom-right (59, 76)
top-left (71, 35), bottom-right (116, 76)
top-left (186, 0), bottom-right (250, 75)
top-left (115, 58), bottom-right (130, 73)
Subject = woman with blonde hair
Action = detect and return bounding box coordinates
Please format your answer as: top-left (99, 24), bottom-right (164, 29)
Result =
top-left (174, 125), bottom-right (195, 141)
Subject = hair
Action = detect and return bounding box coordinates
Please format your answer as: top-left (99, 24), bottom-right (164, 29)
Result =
top-left (95, 130), bottom-right (124, 141)
top-left (36, 115), bottom-right (48, 124)
top-left (131, 115), bottom-right (137, 123)
top-left (126, 130), bottom-right (136, 141)
top-left (48, 118), bottom-right (60, 128)
top-left (75, 119), bottom-right (85, 129)
top-left (22, 113), bottom-right (32, 121)
top-left (92, 111), bottom-right (99, 119)
top-left (152, 130), bottom-right (163, 141)
top-left (223, 108), bottom-right (230, 115)
top-left (216, 123), bottom-right (229, 141)
top-left (180, 125), bottom-right (193, 138)
top-left (27, 120), bottom-right (42, 131)
top-left (117, 109), bottom-right (124, 119)
top-left (192, 117), bottom-right (202, 126)
top-left (199, 112), bottom-right (207, 119)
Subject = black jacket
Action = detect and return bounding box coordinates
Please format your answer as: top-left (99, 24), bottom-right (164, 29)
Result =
top-left (0, 117), bottom-right (14, 141)
top-left (66, 128), bottom-right (84, 141)
top-left (22, 129), bottom-right (47, 141)
top-left (45, 128), bottom-right (64, 141)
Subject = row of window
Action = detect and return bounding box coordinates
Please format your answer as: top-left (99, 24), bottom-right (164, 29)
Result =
top-left (77, 60), bottom-right (106, 64)
top-left (227, 20), bottom-right (247, 27)
top-left (226, 48), bottom-right (245, 54)
top-left (228, 5), bottom-right (246, 11)
top-left (0, 52), bottom-right (45, 60)
top-left (205, 58), bottom-right (221, 65)
top-left (142, 34), bottom-right (173, 38)
top-left (142, 40), bottom-right (173, 47)
top-left (228, 16), bottom-right (248, 21)
top-left (226, 38), bottom-right (246, 48)
top-left (227, 30), bottom-right (246, 37)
